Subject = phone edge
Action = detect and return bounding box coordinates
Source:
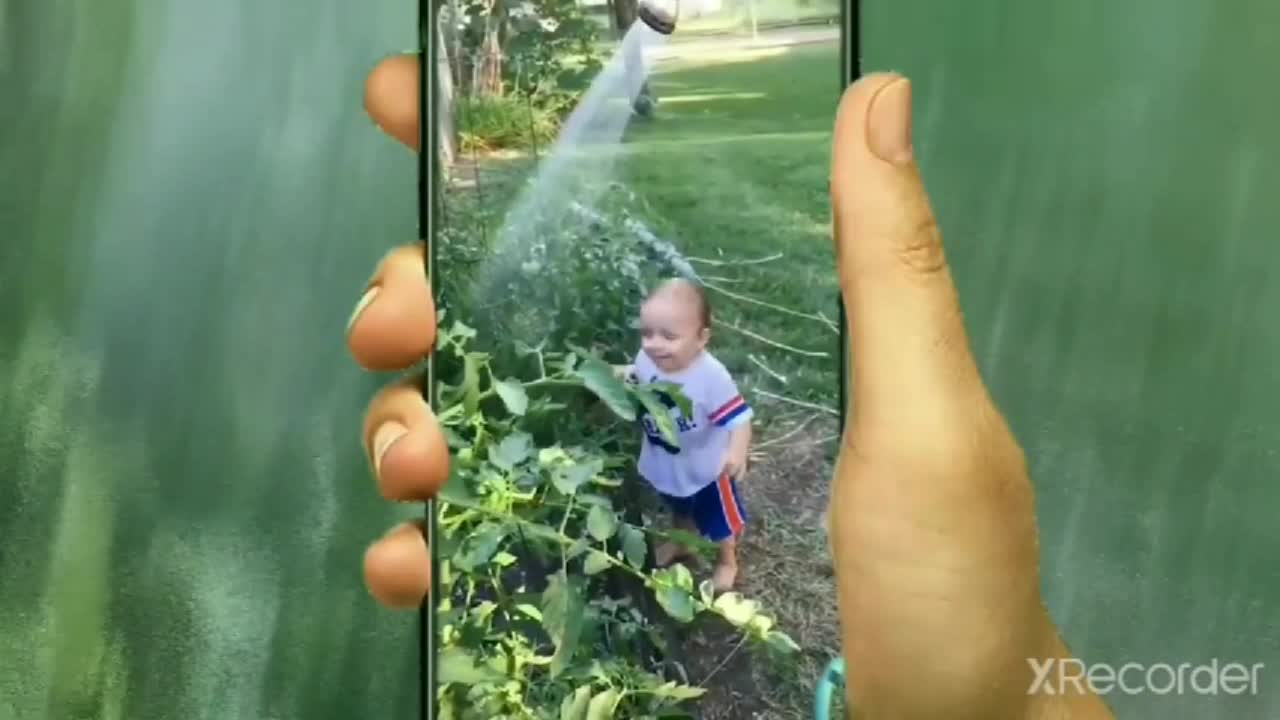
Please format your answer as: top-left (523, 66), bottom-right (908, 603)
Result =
top-left (419, 0), bottom-right (439, 718)
top-left (838, 0), bottom-right (859, 438)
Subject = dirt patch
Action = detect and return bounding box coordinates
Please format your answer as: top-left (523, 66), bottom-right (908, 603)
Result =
top-left (677, 410), bottom-right (841, 719)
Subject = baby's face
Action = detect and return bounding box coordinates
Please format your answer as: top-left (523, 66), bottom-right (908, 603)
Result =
top-left (639, 291), bottom-right (707, 373)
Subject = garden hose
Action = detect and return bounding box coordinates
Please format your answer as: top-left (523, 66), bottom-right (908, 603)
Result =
top-left (814, 657), bottom-right (846, 720)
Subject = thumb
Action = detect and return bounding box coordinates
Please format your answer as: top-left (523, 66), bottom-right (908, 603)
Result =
top-left (830, 73), bottom-right (986, 436)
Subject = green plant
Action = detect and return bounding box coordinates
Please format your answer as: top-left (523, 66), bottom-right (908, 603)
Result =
top-left (445, 185), bottom-right (689, 373)
top-left (458, 94), bottom-right (559, 153)
top-left (446, 0), bottom-right (603, 104)
top-left (432, 319), bottom-right (799, 719)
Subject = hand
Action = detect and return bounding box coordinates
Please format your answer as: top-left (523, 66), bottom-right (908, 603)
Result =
top-left (349, 54), bottom-right (1111, 718)
top-left (720, 446), bottom-right (748, 481)
top-left (350, 54), bottom-right (443, 609)
top-left (827, 75), bottom-right (1110, 717)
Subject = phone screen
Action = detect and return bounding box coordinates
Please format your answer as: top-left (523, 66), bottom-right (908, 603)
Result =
top-left (423, 0), bottom-right (852, 716)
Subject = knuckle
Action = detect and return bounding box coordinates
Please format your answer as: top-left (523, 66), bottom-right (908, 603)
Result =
top-left (893, 213), bottom-right (947, 278)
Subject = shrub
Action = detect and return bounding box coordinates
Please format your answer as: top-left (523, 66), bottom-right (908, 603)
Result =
top-left (438, 184), bottom-right (693, 376)
top-left (457, 94), bottom-right (560, 153)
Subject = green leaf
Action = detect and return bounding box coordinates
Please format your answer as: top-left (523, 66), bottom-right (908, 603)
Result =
top-left (448, 320), bottom-right (477, 342)
top-left (650, 681), bottom-right (706, 701)
top-left (575, 492), bottom-right (612, 507)
top-left (542, 573), bottom-right (586, 678)
top-left (438, 465), bottom-right (477, 505)
top-left (492, 551), bottom-right (517, 567)
top-left (514, 603), bottom-right (543, 621)
top-left (765, 630), bottom-right (802, 654)
top-left (631, 386), bottom-right (680, 448)
top-left (461, 352), bottom-right (483, 415)
top-left (655, 563), bottom-right (696, 592)
top-left (453, 523), bottom-right (506, 571)
top-left (655, 584), bottom-right (695, 623)
top-left (490, 431), bottom-right (533, 470)
top-left (586, 688), bottom-right (621, 720)
top-left (747, 613), bottom-right (775, 634)
top-left (438, 645), bottom-right (501, 685)
top-left (560, 685), bottom-right (593, 720)
top-left (553, 458), bottom-right (602, 496)
top-left (538, 446), bottom-right (571, 466)
top-left (576, 355), bottom-right (636, 421)
top-left (583, 550), bottom-right (611, 575)
top-left (712, 592), bottom-right (760, 626)
top-left (586, 505), bottom-right (619, 541)
top-left (565, 537), bottom-right (591, 561)
top-left (514, 339), bottom-right (542, 356)
top-left (441, 426), bottom-right (467, 450)
top-left (665, 528), bottom-right (715, 555)
top-left (620, 524), bottom-right (648, 569)
top-left (698, 580), bottom-right (715, 606)
top-left (648, 380), bottom-right (693, 417)
top-left (493, 377), bottom-right (529, 416)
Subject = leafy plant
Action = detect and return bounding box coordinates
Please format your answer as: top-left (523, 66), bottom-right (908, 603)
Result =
top-left (457, 94), bottom-right (559, 153)
top-left (442, 185), bottom-right (689, 375)
top-left (431, 320), bottom-right (799, 719)
top-left (444, 0), bottom-right (603, 105)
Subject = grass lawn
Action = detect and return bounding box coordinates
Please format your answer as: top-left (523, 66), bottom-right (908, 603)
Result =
top-left (619, 42), bottom-right (842, 408)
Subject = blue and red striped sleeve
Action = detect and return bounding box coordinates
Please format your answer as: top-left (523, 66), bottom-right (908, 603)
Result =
top-left (708, 392), bottom-right (751, 428)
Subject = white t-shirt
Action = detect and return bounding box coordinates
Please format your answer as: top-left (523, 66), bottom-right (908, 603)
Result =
top-left (633, 350), bottom-right (753, 498)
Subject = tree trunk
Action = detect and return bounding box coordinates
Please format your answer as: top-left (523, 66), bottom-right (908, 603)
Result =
top-left (611, 0), bottom-right (639, 29)
top-left (473, 26), bottom-right (504, 96)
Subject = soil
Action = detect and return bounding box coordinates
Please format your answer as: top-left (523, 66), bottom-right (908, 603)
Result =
top-left (672, 411), bottom-right (842, 720)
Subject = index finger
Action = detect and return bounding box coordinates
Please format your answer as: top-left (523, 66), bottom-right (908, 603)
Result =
top-left (365, 54), bottom-right (420, 151)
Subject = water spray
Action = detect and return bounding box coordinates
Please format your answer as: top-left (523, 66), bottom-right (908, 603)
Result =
top-left (637, 0), bottom-right (678, 35)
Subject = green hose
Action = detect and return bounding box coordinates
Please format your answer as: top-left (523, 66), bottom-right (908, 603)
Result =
top-left (814, 657), bottom-right (846, 720)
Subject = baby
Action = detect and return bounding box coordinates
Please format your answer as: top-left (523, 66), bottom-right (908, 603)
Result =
top-left (621, 278), bottom-right (753, 592)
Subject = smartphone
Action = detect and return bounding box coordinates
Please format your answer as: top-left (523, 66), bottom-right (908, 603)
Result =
top-left (423, 0), bottom-right (852, 716)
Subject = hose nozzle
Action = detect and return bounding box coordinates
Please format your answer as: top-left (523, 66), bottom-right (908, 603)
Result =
top-left (637, 0), bottom-right (678, 35)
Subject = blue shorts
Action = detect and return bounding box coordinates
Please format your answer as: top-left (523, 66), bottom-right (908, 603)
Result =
top-left (659, 473), bottom-right (748, 543)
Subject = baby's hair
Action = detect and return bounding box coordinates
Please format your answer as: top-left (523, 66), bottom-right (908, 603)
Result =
top-left (651, 277), bottom-right (712, 330)
top-left (690, 280), bottom-right (712, 331)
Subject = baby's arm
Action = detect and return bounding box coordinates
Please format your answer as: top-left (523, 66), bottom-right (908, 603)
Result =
top-left (728, 421), bottom-right (752, 456)
top-left (707, 367), bottom-right (753, 479)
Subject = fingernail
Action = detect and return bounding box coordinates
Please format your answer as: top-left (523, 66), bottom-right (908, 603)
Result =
top-left (347, 286), bottom-right (380, 334)
top-left (373, 421), bottom-right (409, 475)
top-left (866, 77), bottom-right (913, 166)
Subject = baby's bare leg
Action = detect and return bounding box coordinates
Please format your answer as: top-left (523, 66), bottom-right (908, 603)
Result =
top-left (712, 536), bottom-right (739, 592)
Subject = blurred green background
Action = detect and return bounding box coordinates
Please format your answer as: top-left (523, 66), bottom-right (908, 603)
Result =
top-left (3, 0), bottom-right (1279, 718)
top-left (866, 1), bottom-right (1279, 717)
top-left (0, 1), bottom-right (421, 719)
